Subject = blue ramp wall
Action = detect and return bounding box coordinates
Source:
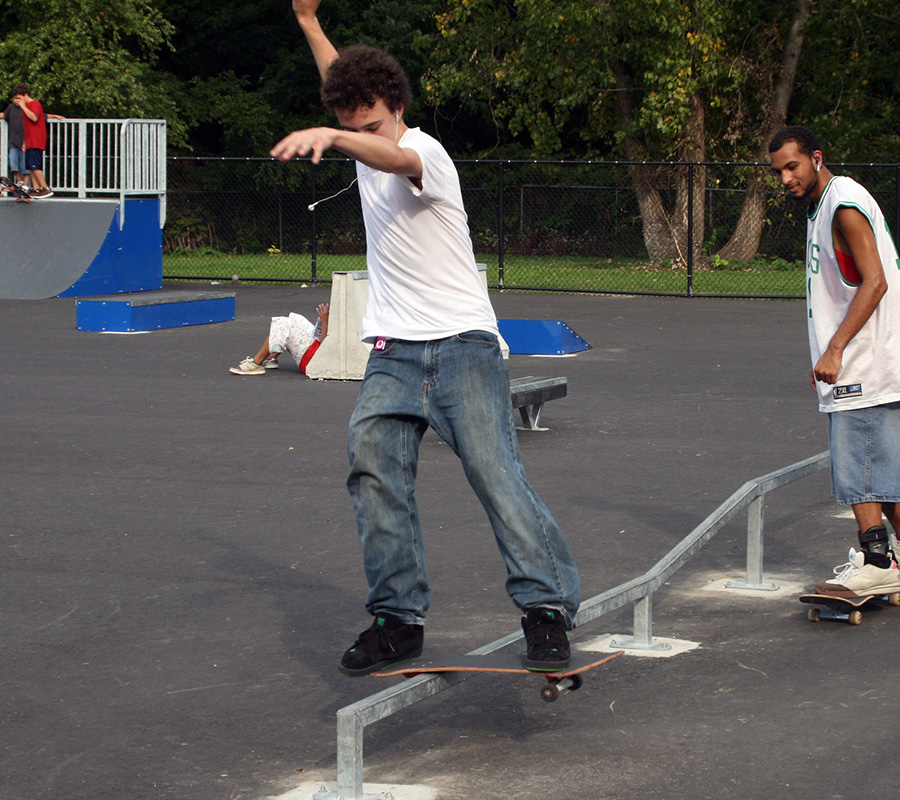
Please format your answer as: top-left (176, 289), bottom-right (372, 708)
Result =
top-left (57, 199), bottom-right (163, 298)
top-left (497, 319), bottom-right (591, 355)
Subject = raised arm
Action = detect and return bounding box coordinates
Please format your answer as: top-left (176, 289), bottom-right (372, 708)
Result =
top-left (293, 0), bottom-right (338, 82)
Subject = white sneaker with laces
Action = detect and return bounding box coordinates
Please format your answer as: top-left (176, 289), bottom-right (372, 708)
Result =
top-left (815, 547), bottom-right (900, 597)
top-left (229, 357), bottom-right (266, 375)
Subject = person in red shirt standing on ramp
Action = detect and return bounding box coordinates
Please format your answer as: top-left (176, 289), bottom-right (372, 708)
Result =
top-left (13, 83), bottom-right (53, 198)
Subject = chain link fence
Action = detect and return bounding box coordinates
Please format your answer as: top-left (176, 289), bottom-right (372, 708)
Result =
top-left (164, 158), bottom-right (900, 298)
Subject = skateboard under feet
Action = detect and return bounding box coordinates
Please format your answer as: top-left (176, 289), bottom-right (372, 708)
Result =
top-left (372, 650), bottom-right (624, 702)
top-left (799, 591), bottom-right (900, 625)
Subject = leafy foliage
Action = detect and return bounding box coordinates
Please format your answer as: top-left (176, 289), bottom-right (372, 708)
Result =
top-left (0, 0), bottom-right (898, 160)
top-left (0, 0), bottom-right (186, 142)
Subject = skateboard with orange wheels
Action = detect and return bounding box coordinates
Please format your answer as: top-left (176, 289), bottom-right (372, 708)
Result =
top-left (372, 650), bottom-right (624, 702)
top-left (800, 591), bottom-right (900, 625)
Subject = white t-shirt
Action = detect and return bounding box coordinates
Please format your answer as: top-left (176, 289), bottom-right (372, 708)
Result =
top-left (355, 127), bottom-right (499, 341)
top-left (806, 176), bottom-right (900, 412)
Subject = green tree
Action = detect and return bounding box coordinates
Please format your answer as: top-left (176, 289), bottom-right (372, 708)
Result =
top-left (152, 0), bottom-right (443, 155)
top-left (0, 0), bottom-right (187, 143)
top-left (424, 0), bottom-right (900, 263)
top-left (425, 0), bottom-right (819, 264)
top-left (793, 0), bottom-right (900, 162)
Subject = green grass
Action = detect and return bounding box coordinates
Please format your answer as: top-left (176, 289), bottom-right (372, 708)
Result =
top-left (163, 252), bottom-right (805, 297)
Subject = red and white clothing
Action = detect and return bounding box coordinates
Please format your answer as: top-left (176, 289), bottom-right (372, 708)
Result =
top-left (806, 176), bottom-right (900, 413)
top-left (268, 313), bottom-right (320, 374)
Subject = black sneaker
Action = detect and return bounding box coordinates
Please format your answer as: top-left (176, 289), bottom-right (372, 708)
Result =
top-left (338, 613), bottom-right (424, 677)
top-left (521, 607), bottom-right (570, 671)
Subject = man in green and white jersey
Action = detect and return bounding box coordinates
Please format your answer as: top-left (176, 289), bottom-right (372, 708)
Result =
top-left (769, 126), bottom-right (900, 597)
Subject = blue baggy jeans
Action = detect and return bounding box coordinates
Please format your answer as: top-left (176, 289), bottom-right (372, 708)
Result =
top-left (346, 330), bottom-right (581, 626)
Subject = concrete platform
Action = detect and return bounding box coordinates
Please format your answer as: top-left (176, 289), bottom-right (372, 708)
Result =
top-left (1, 284), bottom-right (895, 800)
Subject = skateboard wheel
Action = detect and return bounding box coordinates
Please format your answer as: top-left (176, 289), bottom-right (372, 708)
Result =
top-left (808, 608), bottom-right (820, 622)
top-left (541, 685), bottom-right (560, 703)
top-left (848, 610), bottom-right (863, 625)
top-left (569, 674), bottom-right (583, 692)
top-left (888, 593), bottom-right (900, 607)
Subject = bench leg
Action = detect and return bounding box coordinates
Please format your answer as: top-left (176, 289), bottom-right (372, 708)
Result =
top-left (518, 402), bottom-right (545, 431)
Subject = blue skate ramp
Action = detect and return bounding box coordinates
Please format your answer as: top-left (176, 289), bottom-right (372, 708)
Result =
top-left (0, 198), bottom-right (161, 299)
top-left (498, 318), bottom-right (591, 355)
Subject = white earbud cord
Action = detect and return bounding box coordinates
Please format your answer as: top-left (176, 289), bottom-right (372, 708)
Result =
top-left (307, 113), bottom-right (402, 211)
top-left (307, 175), bottom-right (362, 211)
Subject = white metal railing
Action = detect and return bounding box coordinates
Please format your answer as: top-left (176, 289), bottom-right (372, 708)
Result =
top-left (323, 451), bottom-right (830, 800)
top-left (1, 118), bottom-right (166, 228)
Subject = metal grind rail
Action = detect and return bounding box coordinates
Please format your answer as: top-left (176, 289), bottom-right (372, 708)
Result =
top-left (321, 451), bottom-right (830, 800)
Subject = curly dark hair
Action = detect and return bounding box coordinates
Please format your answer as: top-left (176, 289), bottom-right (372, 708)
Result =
top-left (321, 44), bottom-right (413, 115)
top-left (768, 126), bottom-right (821, 157)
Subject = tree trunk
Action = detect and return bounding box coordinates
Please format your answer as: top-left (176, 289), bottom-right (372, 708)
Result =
top-left (614, 61), bottom-right (675, 262)
top-left (717, 0), bottom-right (814, 263)
top-left (616, 62), bottom-right (707, 266)
top-left (673, 93), bottom-right (707, 267)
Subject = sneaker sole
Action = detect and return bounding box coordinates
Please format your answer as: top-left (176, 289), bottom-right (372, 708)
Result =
top-left (815, 584), bottom-right (900, 598)
top-left (522, 657), bottom-right (571, 672)
top-left (338, 647), bottom-right (424, 678)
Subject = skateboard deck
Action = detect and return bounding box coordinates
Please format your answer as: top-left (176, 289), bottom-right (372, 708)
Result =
top-left (372, 650), bottom-right (624, 702)
top-left (800, 591), bottom-right (900, 625)
top-left (0, 176), bottom-right (30, 202)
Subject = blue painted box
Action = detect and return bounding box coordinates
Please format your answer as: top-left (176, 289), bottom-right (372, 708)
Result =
top-left (76, 291), bottom-right (235, 332)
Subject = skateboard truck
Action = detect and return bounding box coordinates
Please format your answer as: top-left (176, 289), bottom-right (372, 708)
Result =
top-left (539, 671), bottom-right (583, 702)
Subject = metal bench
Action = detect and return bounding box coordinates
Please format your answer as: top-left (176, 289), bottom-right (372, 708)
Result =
top-left (510, 376), bottom-right (568, 430)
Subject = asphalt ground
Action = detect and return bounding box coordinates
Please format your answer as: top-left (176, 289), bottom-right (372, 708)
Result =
top-left (2, 284), bottom-right (897, 800)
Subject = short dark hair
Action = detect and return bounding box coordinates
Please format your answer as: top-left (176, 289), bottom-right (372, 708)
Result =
top-left (321, 45), bottom-right (413, 115)
top-left (11, 82), bottom-right (29, 96)
top-left (768, 126), bottom-right (821, 157)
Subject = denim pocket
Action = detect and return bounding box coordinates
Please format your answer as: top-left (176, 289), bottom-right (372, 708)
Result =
top-left (456, 330), bottom-right (498, 347)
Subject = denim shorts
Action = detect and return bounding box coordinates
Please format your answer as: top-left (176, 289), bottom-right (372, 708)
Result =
top-left (8, 147), bottom-right (27, 175)
top-left (827, 401), bottom-right (900, 505)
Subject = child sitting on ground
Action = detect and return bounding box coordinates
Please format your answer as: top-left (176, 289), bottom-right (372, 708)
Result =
top-left (230, 303), bottom-right (329, 376)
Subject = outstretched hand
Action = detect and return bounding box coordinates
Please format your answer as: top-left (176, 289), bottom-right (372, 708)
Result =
top-left (270, 127), bottom-right (337, 163)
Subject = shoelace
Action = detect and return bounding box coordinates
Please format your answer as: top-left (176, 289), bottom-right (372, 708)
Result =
top-left (832, 561), bottom-right (858, 583)
top-left (525, 616), bottom-right (568, 651)
top-left (355, 623), bottom-right (397, 654)
top-left (831, 549), bottom-right (865, 582)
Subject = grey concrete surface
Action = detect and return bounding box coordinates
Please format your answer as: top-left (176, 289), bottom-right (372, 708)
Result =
top-left (1, 284), bottom-right (894, 800)
top-left (0, 200), bottom-right (118, 299)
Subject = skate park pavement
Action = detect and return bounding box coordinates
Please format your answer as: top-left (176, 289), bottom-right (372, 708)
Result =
top-left (2, 283), bottom-right (897, 800)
